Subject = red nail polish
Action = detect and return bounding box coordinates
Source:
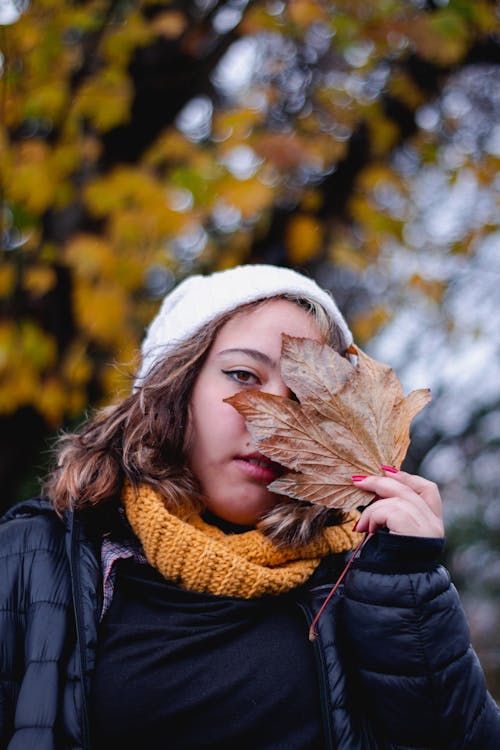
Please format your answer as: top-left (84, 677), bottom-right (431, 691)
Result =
top-left (381, 465), bottom-right (398, 473)
top-left (352, 475), bottom-right (367, 481)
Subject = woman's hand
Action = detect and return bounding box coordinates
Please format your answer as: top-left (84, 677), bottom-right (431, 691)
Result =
top-left (352, 467), bottom-right (445, 538)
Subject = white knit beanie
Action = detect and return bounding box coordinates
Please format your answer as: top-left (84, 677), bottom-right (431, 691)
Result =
top-left (135, 264), bottom-right (353, 386)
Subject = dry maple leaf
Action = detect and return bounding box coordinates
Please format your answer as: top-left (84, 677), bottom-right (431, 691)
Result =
top-left (225, 335), bottom-right (431, 513)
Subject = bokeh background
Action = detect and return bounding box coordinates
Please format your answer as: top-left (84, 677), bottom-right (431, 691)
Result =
top-left (1, 0), bottom-right (499, 698)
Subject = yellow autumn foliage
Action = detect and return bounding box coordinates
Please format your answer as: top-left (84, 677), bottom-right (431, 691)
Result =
top-left (23, 266), bottom-right (57, 297)
top-left (6, 140), bottom-right (56, 214)
top-left (351, 305), bottom-right (391, 343)
top-left (285, 214), bottom-right (323, 265)
top-left (300, 190), bottom-right (323, 213)
top-left (213, 109), bottom-right (265, 142)
top-left (64, 235), bottom-right (117, 280)
top-left (151, 11), bottom-right (188, 40)
top-left (287, 0), bottom-right (329, 27)
top-left (61, 343), bottom-right (93, 387)
top-left (24, 83), bottom-right (67, 122)
top-left (83, 168), bottom-right (185, 234)
top-left (0, 367), bottom-right (40, 415)
top-left (144, 129), bottom-right (200, 167)
top-left (329, 238), bottom-right (369, 273)
top-left (212, 240), bottom-right (252, 272)
top-left (349, 194), bottom-right (403, 240)
top-left (102, 9), bottom-right (153, 67)
top-left (217, 176), bottom-right (274, 219)
top-left (72, 280), bottom-right (130, 348)
top-left (36, 377), bottom-right (68, 427)
top-left (408, 11), bottom-right (469, 66)
top-left (74, 69), bottom-right (133, 132)
top-left (0, 320), bottom-right (59, 414)
top-left (365, 109), bottom-right (400, 157)
top-left (0, 265), bottom-right (16, 298)
top-left (409, 274), bottom-right (447, 304)
top-left (239, 6), bottom-right (284, 35)
top-left (109, 206), bottom-right (187, 250)
top-left (0, 0), bottom-right (497, 440)
top-left (253, 132), bottom-right (308, 170)
top-left (388, 72), bottom-right (426, 111)
top-left (99, 340), bottom-right (140, 403)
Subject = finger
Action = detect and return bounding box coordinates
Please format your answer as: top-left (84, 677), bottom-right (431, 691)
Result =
top-left (355, 475), bottom-right (418, 504)
top-left (355, 497), bottom-right (444, 538)
top-left (353, 469), bottom-right (442, 518)
top-left (357, 497), bottom-right (423, 534)
top-left (353, 474), bottom-right (425, 508)
top-left (380, 467), bottom-right (442, 517)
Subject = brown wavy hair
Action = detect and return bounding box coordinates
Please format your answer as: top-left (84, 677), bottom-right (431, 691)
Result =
top-left (44, 294), bottom-right (349, 545)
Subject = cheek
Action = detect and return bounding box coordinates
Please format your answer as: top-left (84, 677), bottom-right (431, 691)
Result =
top-left (187, 366), bottom-right (252, 459)
top-left (209, 400), bottom-right (247, 440)
top-left (188, 378), bottom-right (212, 429)
top-left (190, 363), bottom-right (249, 425)
top-left (188, 388), bottom-right (246, 447)
top-left (224, 404), bottom-right (248, 436)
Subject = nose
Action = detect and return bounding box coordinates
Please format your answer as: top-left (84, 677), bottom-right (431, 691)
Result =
top-left (263, 374), bottom-right (293, 399)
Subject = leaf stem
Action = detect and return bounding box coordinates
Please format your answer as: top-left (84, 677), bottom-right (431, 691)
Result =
top-left (308, 532), bottom-right (373, 642)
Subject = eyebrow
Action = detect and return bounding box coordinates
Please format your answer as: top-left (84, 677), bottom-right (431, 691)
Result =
top-left (216, 348), bottom-right (277, 368)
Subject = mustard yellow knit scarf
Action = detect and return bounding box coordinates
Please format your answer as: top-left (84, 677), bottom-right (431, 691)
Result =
top-left (122, 483), bottom-right (362, 599)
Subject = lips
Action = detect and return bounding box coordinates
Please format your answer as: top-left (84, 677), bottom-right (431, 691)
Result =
top-left (234, 452), bottom-right (286, 483)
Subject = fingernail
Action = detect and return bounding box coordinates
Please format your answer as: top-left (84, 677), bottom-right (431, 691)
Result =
top-left (352, 520), bottom-right (359, 531)
top-left (352, 475), bottom-right (367, 482)
top-left (381, 465), bottom-right (398, 473)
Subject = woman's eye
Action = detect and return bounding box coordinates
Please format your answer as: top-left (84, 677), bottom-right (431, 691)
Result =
top-left (222, 369), bottom-right (258, 385)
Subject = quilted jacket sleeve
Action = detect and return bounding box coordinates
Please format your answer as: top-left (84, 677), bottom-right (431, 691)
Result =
top-left (341, 532), bottom-right (500, 750)
top-left (0, 502), bottom-right (74, 750)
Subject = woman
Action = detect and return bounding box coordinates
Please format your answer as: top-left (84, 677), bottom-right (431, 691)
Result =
top-left (1, 264), bottom-right (499, 750)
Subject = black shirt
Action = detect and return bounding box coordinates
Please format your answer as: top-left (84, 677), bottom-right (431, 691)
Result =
top-left (90, 558), bottom-right (325, 749)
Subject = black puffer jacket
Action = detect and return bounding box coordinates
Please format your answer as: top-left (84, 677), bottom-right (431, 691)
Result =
top-left (1, 498), bottom-right (499, 750)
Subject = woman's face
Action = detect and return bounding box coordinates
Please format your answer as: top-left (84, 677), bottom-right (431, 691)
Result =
top-left (186, 299), bottom-right (324, 526)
